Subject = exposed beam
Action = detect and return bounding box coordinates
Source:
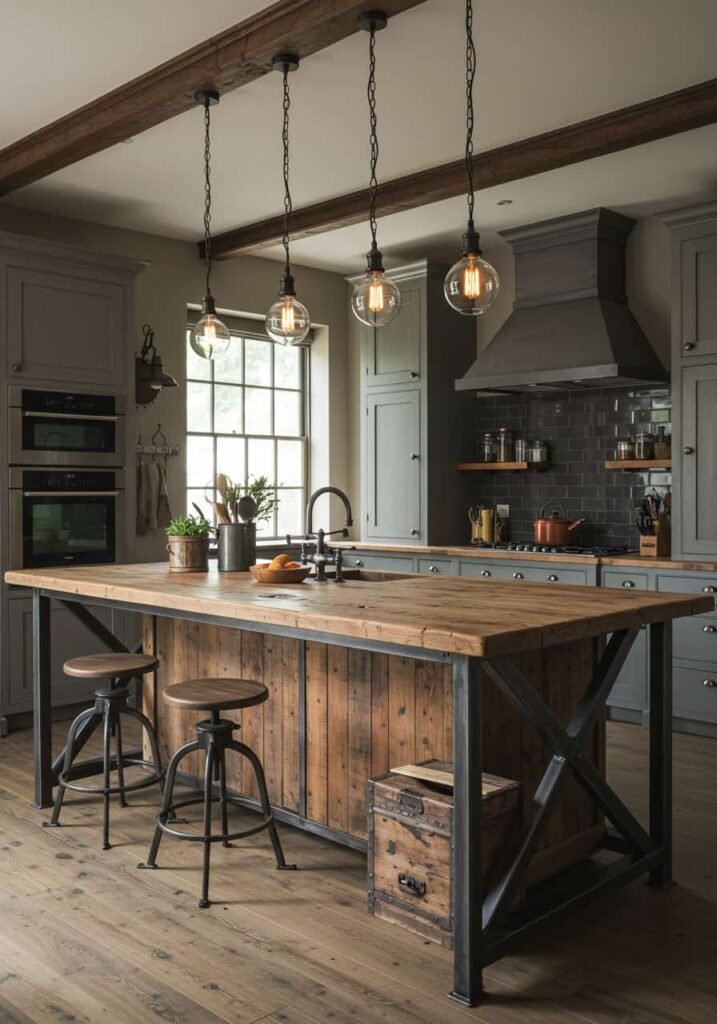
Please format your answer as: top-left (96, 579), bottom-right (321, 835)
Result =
top-left (0, 0), bottom-right (427, 196)
top-left (207, 76), bottom-right (717, 259)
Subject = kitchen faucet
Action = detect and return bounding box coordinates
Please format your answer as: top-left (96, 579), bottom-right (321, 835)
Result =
top-left (286, 486), bottom-right (353, 582)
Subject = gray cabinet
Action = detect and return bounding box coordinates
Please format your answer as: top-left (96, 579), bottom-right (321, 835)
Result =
top-left (602, 569), bottom-right (650, 713)
top-left (354, 260), bottom-right (476, 546)
top-left (365, 389), bottom-right (421, 541)
top-left (680, 364), bottom-right (717, 555)
top-left (677, 232), bottom-right (717, 360)
top-left (343, 550), bottom-right (416, 573)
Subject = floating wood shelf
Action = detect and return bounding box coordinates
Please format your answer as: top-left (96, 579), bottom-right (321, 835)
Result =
top-left (457, 461), bottom-right (549, 471)
top-left (604, 459), bottom-right (672, 471)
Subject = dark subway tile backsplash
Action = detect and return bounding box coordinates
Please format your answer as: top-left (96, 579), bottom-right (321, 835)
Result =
top-left (472, 387), bottom-right (671, 549)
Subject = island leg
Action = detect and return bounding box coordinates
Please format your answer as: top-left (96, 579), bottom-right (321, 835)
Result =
top-left (648, 620), bottom-right (673, 889)
top-left (450, 653), bottom-right (483, 1006)
top-left (32, 591), bottom-right (53, 809)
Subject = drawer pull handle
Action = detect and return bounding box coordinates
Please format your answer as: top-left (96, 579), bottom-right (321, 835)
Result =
top-left (480, 569), bottom-right (491, 578)
top-left (703, 586), bottom-right (716, 594)
top-left (410, 528), bottom-right (419, 536)
top-left (428, 565), bottom-right (439, 573)
top-left (398, 873), bottom-right (427, 898)
top-left (704, 679), bottom-right (717, 688)
top-left (354, 559), bottom-right (364, 567)
top-left (410, 371), bottom-right (419, 378)
top-left (410, 452), bottom-right (420, 461)
top-left (703, 625), bottom-right (717, 634)
top-left (513, 572), bottom-right (524, 580)
top-left (622, 580), bottom-right (636, 588)
top-left (547, 574), bottom-right (559, 582)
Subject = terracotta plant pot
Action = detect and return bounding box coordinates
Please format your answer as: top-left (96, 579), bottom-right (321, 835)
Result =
top-left (166, 535), bottom-right (209, 573)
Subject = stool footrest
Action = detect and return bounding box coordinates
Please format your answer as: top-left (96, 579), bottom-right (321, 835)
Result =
top-left (156, 794), bottom-right (274, 844)
top-left (60, 759), bottom-right (164, 796)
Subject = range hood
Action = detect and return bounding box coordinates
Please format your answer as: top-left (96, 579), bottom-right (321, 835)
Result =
top-left (456, 208), bottom-right (668, 394)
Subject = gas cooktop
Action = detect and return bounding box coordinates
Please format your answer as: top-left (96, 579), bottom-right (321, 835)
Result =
top-left (474, 543), bottom-right (635, 557)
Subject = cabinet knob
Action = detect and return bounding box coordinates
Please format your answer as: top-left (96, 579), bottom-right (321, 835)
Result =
top-left (410, 371), bottom-right (419, 378)
top-left (683, 342), bottom-right (695, 351)
top-left (547, 574), bottom-right (559, 583)
top-left (703, 625), bottom-right (716, 634)
top-left (11, 362), bottom-right (21, 372)
top-left (410, 528), bottom-right (419, 536)
top-left (683, 446), bottom-right (694, 455)
top-left (704, 679), bottom-right (717, 688)
top-left (428, 564), bottom-right (440, 573)
top-left (480, 569), bottom-right (491, 578)
top-left (410, 452), bottom-right (419, 461)
top-left (622, 580), bottom-right (636, 588)
top-left (354, 559), bottom-right (364, 567)
top-left (703, 586), bottom-right (716, 594)
top-left (513, 572), bottom-right (524, 580)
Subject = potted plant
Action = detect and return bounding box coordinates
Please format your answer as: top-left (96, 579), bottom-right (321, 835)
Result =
top-left (165, 514), bottom-right (212, 573)
top-left (214, 474), bottom-right (280, 572)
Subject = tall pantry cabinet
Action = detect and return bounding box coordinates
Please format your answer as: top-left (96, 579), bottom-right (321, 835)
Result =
top-left (350, 260), bottom-right (477, 546)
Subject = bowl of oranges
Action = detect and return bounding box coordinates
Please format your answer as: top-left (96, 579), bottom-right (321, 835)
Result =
top-left (249, 553), bottom-right (311, 584)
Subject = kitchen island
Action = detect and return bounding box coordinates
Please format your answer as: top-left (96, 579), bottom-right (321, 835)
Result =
top-left (5, 562), bottom-right (713, 1006)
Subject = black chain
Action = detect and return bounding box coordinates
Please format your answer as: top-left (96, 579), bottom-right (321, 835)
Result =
top-left (281, 67), bottom-right (292, 275)
top-left (465, 0), bottom-right (476, 226)
top-left (367, 23), bottom-right (379, 250)
top-left (203, 98), bottom-right (213, 296)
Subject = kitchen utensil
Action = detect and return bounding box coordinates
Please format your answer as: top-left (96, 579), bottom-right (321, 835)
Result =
top-left (249, 562), bottom-right (310, 584)
top-left (216, 473), bottom-right (229, 500)
top-left (468, 506), bottom-right (482, 545)
top-left (479, 507), bottom-right (495, 545)
top-left (238, 495), bottom-right (258, 523)
top-left (214, 501), bottom-right (231, 525)
top-left (533, 503), bottom-right (586, 547)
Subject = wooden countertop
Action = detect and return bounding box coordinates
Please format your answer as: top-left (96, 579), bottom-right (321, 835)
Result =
top-left (334, 542), bottom-right (717, 572)
top-left (5, 563), bottom-right (713, 659)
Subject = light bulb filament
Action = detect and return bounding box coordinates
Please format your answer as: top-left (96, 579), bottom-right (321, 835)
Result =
top-left (463, 257), bottom-right (481, 300)
top-left (281, 298), bottom-right (296, 333)
top-left (368, 272), bottom-right (386, 313)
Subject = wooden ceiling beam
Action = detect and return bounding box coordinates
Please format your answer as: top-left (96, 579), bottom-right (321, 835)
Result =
top-left (0, 0), bottom-right (427, 196)
top-left (207, 76), bottom-right (717, 259)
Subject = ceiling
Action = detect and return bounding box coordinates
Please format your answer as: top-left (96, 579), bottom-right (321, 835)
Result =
top-left (3, 0), bottom-right (717, 272)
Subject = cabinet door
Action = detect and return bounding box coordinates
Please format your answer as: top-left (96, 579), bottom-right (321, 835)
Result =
top-left (7, 265), bottom-right (126, 386)
top-left (365, 389), bottom-right (421, 541)
top-left (602, 571), bottom-right (650, 711)
top-left (679, 234), bottom-right (717, 359)
top-left (5, 596), bottom-right (123, 714)
top-left (681, 365), bottom-right (717, 555)
top-left (364, 283), bottom-right (422, 386)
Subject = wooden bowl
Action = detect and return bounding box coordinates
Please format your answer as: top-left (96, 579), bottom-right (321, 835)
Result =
top-left (249, 563), bottom-right (311, 585)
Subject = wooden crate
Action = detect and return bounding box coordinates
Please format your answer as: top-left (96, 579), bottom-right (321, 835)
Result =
top-left (367, 761), bottom-right (521, 948)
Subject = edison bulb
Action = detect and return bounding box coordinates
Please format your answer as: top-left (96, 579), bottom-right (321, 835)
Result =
top-left (190, 311), bottom-right (231, 359)
top-left (444, 253), bottom-right (500, 315)
top-left (351, 270), bottom-right (401, 327)
top-left (266, 294), bottom-right (311, 346)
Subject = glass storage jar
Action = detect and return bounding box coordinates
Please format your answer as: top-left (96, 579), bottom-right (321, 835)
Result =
top-left (616, 439), bottom-right (635, 461)
top-left (480, 432), bottom-right (497, 463)
top-left (515, 438), bottom-right (528, 462)
top-left (528, 439), bottom-right (548, 463)
top-left (497, 427), bottom-right (513, 462)
top-left (654, 426), bottom-right (671, 460)
top-left (635, 432), bottom-right (655, 460)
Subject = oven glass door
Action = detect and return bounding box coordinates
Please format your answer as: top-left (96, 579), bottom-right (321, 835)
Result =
top-left (23, 493), bottom-right (116, 567)
top-left (22, 414), bottom-right (117, 455)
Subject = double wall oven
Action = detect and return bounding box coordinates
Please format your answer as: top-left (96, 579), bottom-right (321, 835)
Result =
top-left (8, 387), bottom-right (126, 569)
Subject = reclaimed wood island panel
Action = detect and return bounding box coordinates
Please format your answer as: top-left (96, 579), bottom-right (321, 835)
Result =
top-left (5, 561), bottom-right (712, 1007)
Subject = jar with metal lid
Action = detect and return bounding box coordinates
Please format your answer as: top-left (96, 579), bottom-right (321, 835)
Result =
top-left (616, 439), bottom-right (635, 461)
top-left (515, 438), bottom-right (528, 462)
top-left (635, 432), bottom-right (655, 460)
top-left (497, 427), bottom-right (513, 463)
top-left (480, 432), bottom-right (497, 463)
top-left (528, 439), bottom-right (548, 463)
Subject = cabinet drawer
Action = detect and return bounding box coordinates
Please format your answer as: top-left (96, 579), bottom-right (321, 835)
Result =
top-left (517, 566), bottom-right (588, 587)
top-left (602, 570), bottom-right (651, 592)
top-left (674, 616), bottom-right (717, 663)
top-left (656, 574), bottom-right (717, 611)
top-left (459, 560), bottom-right (513, 580)
top-left (674, 664), bottom-right (717, 724)
top-left (346, 552), bottom-right (415, 573)
top-left (417, 558), bottom-right (458, 576)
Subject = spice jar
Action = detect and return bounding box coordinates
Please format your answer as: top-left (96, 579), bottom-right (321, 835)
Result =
top-left (497, 427), bottom-right (513, 463)
top-left (616, 439), bottom-right (635, 461)
top-left (654, 426), bottom-right (671, 460)
top-left (480, 432), bottom-right (497, 463)
top-left (635, 432), bottom-right (655, 460)
top-left (528, 439), bottom-right (548, 463)
top-left (515, 438), bottom-right (528, 462)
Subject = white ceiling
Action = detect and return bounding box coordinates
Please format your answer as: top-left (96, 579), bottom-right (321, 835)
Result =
top-left (3, 0), bottom-right (717, 272)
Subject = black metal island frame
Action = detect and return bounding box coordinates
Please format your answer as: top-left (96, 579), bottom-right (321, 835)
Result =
top-left (5, 562), bottom-right (712, 1007)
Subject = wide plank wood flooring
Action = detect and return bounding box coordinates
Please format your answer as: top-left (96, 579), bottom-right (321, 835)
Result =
top-left (0, 721), bottom-right (715, 1024)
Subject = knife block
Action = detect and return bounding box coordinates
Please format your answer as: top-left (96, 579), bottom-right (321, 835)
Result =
top-left (639, 524), bottom-right (671, 557)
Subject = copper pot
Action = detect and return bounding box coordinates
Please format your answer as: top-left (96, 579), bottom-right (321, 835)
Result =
top-left (533, 503), bottom-right (586, 547)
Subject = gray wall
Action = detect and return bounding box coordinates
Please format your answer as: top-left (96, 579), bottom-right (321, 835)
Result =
top-left (0, 205), bottom-right (352, 561)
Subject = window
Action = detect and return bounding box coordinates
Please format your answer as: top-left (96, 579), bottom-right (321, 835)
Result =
top-left (186, 320), bottom-right (308, 539)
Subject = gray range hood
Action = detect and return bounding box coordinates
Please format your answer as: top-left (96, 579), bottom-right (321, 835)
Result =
top-left (456, 208), bottom-right (668, 394)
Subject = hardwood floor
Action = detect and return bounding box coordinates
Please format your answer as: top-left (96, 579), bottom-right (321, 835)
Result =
top-left (0, 720), bottom-right (715, 1023)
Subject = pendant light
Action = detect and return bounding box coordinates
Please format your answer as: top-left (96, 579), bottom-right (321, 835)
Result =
top-left (190, 90), bottom-right (231, 360)
top-left (350, 11), bottom-right (400, 328)
top-left (444, 0), bottom-right (499, 316)
top-left (266, 55), bottom-right (311, 346)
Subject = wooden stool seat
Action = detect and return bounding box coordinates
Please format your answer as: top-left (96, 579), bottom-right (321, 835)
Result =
top-left (163, 678), bottom-right (268, 712)
top-left (64, 653), bottom-right (159, 681)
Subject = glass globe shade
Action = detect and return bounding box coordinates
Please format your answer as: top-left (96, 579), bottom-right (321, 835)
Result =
top-left (189, 311), bottom-right (231, 360)
top-left (444, 253), bottom-right (500, 315)
top-left (351, 270), bottom-right (401, 327)
top-left (266, 294), bottom-right (311, 346)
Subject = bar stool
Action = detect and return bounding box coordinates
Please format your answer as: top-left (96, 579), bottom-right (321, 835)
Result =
top-left (44, 653), bottom-right (164, 850)
top-left (138, 678), bottom-right (296, 908)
